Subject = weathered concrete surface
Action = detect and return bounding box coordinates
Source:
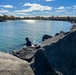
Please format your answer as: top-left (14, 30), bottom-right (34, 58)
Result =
top-left (0, 52), bottom-right (34, 75)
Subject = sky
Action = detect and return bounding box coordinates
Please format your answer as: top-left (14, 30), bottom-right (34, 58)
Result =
top-left (0, 0), bottom-right (76, 17)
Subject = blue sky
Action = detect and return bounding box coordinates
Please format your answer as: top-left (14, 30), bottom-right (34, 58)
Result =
top-left (0, 0), bottom-right (76, 17)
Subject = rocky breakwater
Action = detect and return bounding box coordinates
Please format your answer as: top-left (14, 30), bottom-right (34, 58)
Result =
top-left (0, 52), bottom-right (34, 75)
top-left (34, 25), bottom-right (76, 75)
top-left (13, 25), bottom-right (76, 75)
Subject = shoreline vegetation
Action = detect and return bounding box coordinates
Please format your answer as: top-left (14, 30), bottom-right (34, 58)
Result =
top-left (0, 15), bottom-right (76, 23)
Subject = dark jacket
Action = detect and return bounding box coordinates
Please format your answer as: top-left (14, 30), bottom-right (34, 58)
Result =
top-left (26, 40), bottom-right (31, 46)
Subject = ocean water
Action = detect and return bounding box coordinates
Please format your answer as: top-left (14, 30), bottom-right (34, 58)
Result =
top-left (0, 20), bottom-right (72, 53)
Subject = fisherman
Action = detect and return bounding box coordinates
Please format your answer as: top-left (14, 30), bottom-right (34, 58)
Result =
top-left (21, 37), bottom-right (32, 46)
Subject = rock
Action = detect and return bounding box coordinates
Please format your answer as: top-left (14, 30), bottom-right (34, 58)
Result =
top-left (41, 33), bottom-right (65, 47)
top-left (70, 25), bottom-right (76, 32)
top-left (0, 52), bottom-right (34, 75)
top-left (34, 29), bottom-right (76, 75)
top-left (33, 50), bottom-right (61, 75)
top-left (55, 33), bottom-right (59, 36)
top-left (42, 34), bottom-right (52, 41)
top-left (55, 31), bottom-right (65, 36)
top-left (13, 47), bottom-right (37, 62)
top-left (60, 31), bottom-right (65, 34)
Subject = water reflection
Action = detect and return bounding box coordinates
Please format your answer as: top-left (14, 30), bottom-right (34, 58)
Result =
top-left (22, 20), bottom-right (36, 24)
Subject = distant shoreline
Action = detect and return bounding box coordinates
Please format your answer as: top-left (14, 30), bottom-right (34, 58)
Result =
top-left (0, 19), bottom-right (76, 24)
top-left (0, 15), bottom-right (76, 23)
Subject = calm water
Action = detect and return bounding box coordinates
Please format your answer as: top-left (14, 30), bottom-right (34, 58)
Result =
top-left (0, 20), bottom-right (72, 53)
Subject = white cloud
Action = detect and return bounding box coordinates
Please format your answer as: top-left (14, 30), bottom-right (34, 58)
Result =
top-left (46, 0), bottom-right (54, 2)
top-left (15, 3), bottom-right (52, 13)
top-left (58, 6), bottom-right (65, 10)
top-left (55, 6), bottom-right (66, 13)
top-left (23, 3), bottom-right (52, 10)
top-left (55, 6), bottom-right (71, 10)
top-left (0, 9), bottom-right (9, 13)
top-left (15, 9), bottom-right (32, 13)
top-left (0, 5), bottom-right (13, 8)
top-left (16, 13), bottom-right (30, 15)
top-left (73, 5), bottom-right (76, 9)
top-left (55, 9), bottom-right (67, 12)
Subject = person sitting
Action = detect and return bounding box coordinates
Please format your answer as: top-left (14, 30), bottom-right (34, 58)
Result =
top-left (21, 37), bottom-right (32, 46)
